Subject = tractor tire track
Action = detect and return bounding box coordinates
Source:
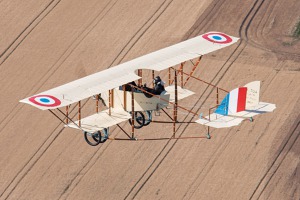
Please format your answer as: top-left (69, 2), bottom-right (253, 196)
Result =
top-left (0, 0), bottom-right (173, 199)
top-left (183, 0), bottom-right (226, 40)
top-left (249, 108), bottom-right (300, 199)
top-left (0, 0), bottom-right (118, 132)
top-left (127, 44), bottom-right (243, 199)
top-left (1, 1), bottom-right (120, 198)
top-left (108, 0), bottom-right (174, 67)
top-left (58, 1), bottom-right (177, 199)
top-left (121, 1), bottom-right (243, 196)
top-left (184, 70), bottom-right (290, 200)
top-left (244, 0), bottom-right (300, 57)
top-left (245, 0), bottom-right (276, 45)
top-left (237, 8), bottom-right (300, 199)
top-left (59, 0), bottom-right (299, 199)
top-left (0, 0), bottom-right (60, 128)
top-left (61, 0), bottom-right (284, 198)
top-left (2, 124), bottom-right (65, 199)
top-left (0, 0), bottom-right (61, 66)
top-left (185, 0), bottom-right (300, 198)
top-left (0, 0), bottom-right (63, 197)
top-left (124, 1), bottom-right (232, 199)
top-left (3, 0), bottom-right (295, 199)
top-left (184, 0), bottom-right (278, 198)
top-left (1, 99), bottom-right (90, 199)
top-left (123, 0), bottom-right (276, 198)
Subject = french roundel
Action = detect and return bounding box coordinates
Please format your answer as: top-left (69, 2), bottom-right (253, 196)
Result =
top-left (202, 32), bottom-right (233, 44)
top-left (29, 95), bottom-right (61, 107)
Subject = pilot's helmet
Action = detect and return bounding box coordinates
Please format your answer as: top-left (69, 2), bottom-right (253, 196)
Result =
top-left (154, 76), bottom-right (161, 84)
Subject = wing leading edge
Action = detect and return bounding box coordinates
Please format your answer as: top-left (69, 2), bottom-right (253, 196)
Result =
top-left (20, 32), bottom-right (239, 110)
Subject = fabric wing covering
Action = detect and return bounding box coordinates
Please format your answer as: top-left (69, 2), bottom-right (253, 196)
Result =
top-left (20, 32), bottom-right (239, 110)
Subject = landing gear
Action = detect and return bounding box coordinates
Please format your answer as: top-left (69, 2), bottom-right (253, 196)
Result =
top-left (143, 111), bottom-right (152, 126)
top-left (129, 111), bottom-right (145, 129)
top-left (206, 127), bottom-right (211, 139)
top-left (206, 133), bottom-right (211, 139)
top-left (128, 111), bottom-right (153, 129)
top-left (84, 128), bottom-right (109, 146)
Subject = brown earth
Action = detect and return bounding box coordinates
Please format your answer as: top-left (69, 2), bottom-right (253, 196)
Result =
top-left (0, 0), bottom-right (299, 199)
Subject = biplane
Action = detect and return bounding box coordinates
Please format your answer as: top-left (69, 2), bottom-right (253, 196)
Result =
top-left (20, 32), bottom-right (276, 146)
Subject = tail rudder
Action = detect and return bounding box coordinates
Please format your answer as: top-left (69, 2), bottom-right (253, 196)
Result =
top-left (215, 87), bottom-right (247, 116)
top-left (244, 81), bottom-right (260, 109)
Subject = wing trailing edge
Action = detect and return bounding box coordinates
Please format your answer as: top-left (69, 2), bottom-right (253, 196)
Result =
top-left (20, 31), bottom-right (239, 110)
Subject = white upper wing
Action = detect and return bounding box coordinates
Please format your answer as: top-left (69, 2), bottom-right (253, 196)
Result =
top-left (20, 32), bottom-right (239, 110)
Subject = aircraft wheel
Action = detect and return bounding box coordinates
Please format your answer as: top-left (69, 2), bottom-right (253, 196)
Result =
top-left (84, 131), bottom-right (101, 146)
top-left (143, 111), bottom-right (152, 126)
top-left (84, 128), bottom-right (108, 146)
top-left (129, 111), bottom-right (145, 129)
top-left (93, 128), bottom-right (109, 143)
top-left (249, 117), bottom-right (254, 122)
top-left (206, 133), bottom-right (211, 139)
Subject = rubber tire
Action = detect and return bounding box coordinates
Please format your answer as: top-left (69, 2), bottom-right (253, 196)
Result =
top-left (143, 111), bottom-right (152, 126)
top-left (92, 128), bottom-right (109, 143)
top-left (84, 131), bottom-right (102, 146)
top-left (206, 133), bottom-right (211, 139)
top-left (129, 111), bottom-right (145, 129)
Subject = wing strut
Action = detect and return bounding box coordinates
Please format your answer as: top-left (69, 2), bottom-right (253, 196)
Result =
top-left (173, 68), bottom-right (178, 137)
top-left (184, 56), bottom-right (202, 86)
top-left (109, 90), bottom-right (112, 115)
top-left (48, 108), bottom-right (85, 132)
top-left (127, 83), bottom-right (203, 119)
top-left (169, 56), bottom-right (202, 87)
top-left (179, 62), bottom-right (185, 88)
top-left (171, 67), bottom-right (229, 93)
top-left (78, 101), bottom-right (81, 126)
top-left (49, 110), bottom-right (68, 126)
top-left (170, 61), bottom-right (186, 86)
top-left (66, 106), bottom-right (69, 124)
top-left (168, 68), bottom-right (172, 85)
top-left (131, 87), bottom-right (135, 139)
top-left (122, 85), bottom-right (127, 110)
top-left (152, 70), bottom-right (155, 87)
top-left (96, 95), bottom-right (99, 113)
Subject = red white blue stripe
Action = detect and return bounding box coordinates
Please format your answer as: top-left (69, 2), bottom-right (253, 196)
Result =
top-left (215, 87), bottom-right (247, 115)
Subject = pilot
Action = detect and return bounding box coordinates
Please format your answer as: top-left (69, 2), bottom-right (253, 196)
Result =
top-left (141, 76), bottom-right (166, 98)
top-left (122, 81), bottom-right (137, 91)
top-left (153, 76), bottom-right (165, 95)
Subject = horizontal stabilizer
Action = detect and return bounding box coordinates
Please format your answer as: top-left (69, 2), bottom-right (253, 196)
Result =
top-left (229, 102), bottom-right (276, 117)
top-left (196, 113), bottom-right (244, 128)
top-left (196, 102), bottom-right (276, 128)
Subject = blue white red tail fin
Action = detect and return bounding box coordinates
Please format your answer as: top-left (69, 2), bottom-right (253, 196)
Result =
top-left (215, 87), bottom-right (247, 116)
top-left (196, 81), bottom-right (275, 128)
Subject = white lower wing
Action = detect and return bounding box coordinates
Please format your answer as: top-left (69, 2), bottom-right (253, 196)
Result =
top-left (165, 85), bottom-right (195, 102)
top-left (65, 108), bottom-right (131, 132)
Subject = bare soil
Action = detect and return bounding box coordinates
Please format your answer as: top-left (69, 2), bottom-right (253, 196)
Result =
top-left (0, 0), bottom-right (299, 199)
